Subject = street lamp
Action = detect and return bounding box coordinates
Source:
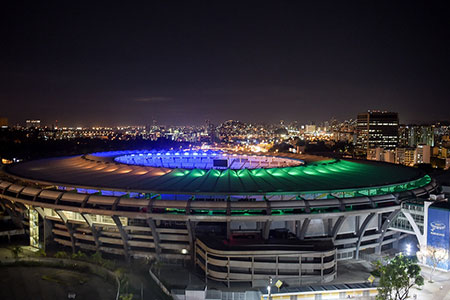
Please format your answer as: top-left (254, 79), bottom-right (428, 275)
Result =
top-left (267, 276), bottom-right (273, 300)
top-left (406, 244), bottom-right (412, 256)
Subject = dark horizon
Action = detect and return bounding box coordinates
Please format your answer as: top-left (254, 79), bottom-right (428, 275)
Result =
top-left (2, 2), bottom-right (450, 126)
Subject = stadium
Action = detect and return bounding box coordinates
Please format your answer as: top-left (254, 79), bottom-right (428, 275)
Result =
top-left (0, 149), bottom-right (439, 286)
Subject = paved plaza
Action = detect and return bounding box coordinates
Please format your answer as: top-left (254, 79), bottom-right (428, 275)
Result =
top-left (411, 265), bottom-right (450, 300)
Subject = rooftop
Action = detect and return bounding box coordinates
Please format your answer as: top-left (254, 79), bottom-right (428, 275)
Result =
top-left (3, 150), bottom-right (430, 196)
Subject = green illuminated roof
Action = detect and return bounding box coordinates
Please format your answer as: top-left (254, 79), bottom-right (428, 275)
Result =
top-left (5, 155), bottom-right (431, 196)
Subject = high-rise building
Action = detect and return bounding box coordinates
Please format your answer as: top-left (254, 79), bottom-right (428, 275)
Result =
top-left (398, 125), bottom-right (410, 147)
top-left (205, 119), bottom-right (218, 143)
top-left (418, 126), bottom-right (435, 146)
top-left (410, 126), bottom-right (431, 146)
top-left (399, 125), bottom-right (435, 147)
top-left (356, 111), bottom-right (399, 155)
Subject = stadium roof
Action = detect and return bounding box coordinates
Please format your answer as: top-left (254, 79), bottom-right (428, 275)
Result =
top-left (3, 152), bottom-right (430, 196)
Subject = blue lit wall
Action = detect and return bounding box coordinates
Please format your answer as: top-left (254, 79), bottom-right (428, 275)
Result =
top-left (427, 206), bottom-right (450, 270)
top-left (114, 150), bottom-right (224, 169)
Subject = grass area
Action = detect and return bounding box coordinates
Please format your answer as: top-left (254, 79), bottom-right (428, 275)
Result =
top-left (41, 270), bottom-right (88, 285)
top-left (0, 266), bottom-right (116, 300)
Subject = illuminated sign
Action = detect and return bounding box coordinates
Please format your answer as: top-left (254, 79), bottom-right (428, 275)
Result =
top-left (427, 206), bottom-right (450, 270)
top-left (428, 208), bottom-right (450, 250)
top-left (430, 221), bottom-right (446, 237)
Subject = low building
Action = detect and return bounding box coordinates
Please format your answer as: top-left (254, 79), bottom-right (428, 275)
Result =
top-left (395, 147), bottom-right (416, 166)
top-left (415, 144), bottom-right (431, 164)
top-left (367, 147), bottom-right (395, 163)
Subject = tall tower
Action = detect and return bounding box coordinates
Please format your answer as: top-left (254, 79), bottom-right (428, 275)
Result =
top-left (356, 111), bottom-right (399, 156)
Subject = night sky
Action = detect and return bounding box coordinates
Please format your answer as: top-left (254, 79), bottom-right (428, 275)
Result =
top-left (2, 2), bottom-right (450, 126)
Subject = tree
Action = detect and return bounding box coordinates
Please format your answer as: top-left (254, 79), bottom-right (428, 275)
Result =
top-left (119, 294), bottom-right (133, 300)
top-left (416, 245), bottom-right (447, 282)
top-left (375, 254), bottom-right (424, 300)
top-left (72, 250), bottom-right (88, 260)
top-left (120, 294), bottom-right (133, 300)
top-left (36, 248), bottom-right (46, 257)
top-left (90, 251), bottom-right (104, 265)
top-left (54, 251), bottom-right (70, 259)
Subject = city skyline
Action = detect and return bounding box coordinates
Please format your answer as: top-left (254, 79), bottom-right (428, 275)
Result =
top-left (4, 109), bottom-right (450, 128)
top-left (2, 2), bottom-right (450, 126)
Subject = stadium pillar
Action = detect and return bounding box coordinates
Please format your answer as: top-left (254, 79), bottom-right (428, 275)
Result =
top-left (81, 213), bottom-right (101, 252)
top-left (2, 200), bottom-right (23, 229)
top-left (187, 220), bottom-right (197, 262)
top-left (331, 216), bottom-right (346, 241)
top-left (147, 218), bottom-right (161, 259)
top-left (402, 210), bottom-right (426, 247)
top-left (355, 213), bottom-right (376, 259)
top-left (377, 213), bottom-right (383, 231)
top-left (28, 207), bottom-right (39, 248)
top-left (263, 221), bottom-right (272, 239)
top-left (375, 209), bottom-right (401, 254)
top-left (295, 220), bottom-right (301, 238)
top-left (299, 218), bottom-right (311, 240)
top-left (327, 218), bottom-right (333, 236)
top-left (54, 210), bottom-right (76, 254)
top-left (112, 215), bottom-right (130, 263)
top-left (392, 232), bottom-right (401, 249)
top-left (34, 207), bottom-right (53, 251)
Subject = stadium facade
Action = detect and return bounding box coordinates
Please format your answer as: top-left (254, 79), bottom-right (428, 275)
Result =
top-left (0, 149), bottom-right (439, 286)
